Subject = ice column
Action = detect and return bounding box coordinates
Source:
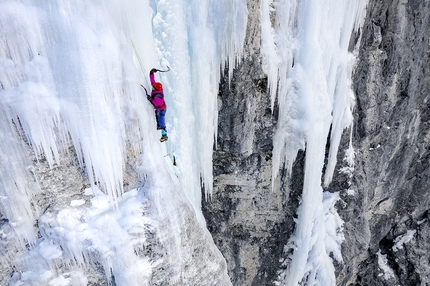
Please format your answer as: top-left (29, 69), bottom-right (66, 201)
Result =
top-left (150, 0), bottom-right (247, 219)
top-left (260, 0), bottom-right (368, 284)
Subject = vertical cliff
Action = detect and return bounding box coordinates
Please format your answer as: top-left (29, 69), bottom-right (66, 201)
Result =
top-left (202, 1), bottom-right (297, 285)
top-left (338, 0), bottom-right (430, 285)
top-left (204, 0), bottom-right (430, 285)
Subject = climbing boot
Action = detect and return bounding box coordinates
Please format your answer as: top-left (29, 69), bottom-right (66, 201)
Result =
top-left (160, 135), bottom-right (168, 142)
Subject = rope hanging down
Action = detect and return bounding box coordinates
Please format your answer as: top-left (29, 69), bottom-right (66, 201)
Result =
top-left (131, 40), bottom-right (151, 88)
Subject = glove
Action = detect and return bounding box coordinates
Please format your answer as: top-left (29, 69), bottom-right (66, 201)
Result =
top-left (150, 68), bottom-right (157, 74)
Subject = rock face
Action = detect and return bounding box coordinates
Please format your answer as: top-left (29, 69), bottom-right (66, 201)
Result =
top-left (338, 0), bottom-right (430, 285)
top-left (203, 2), bottom-right (300, 285)
top-left (204, 0), bottom-right (430, 285)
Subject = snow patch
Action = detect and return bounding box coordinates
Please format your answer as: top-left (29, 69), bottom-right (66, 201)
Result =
top-left (12, 189), bottom-right (153, 286)
top-left (346, 189), bottom-right (356, 196)
top-left (70, 199), bottom-right (85, 207)
top-left (393, 230), bottom-right (416, 252)
top-left (377, 250), bottom-right (395, 280)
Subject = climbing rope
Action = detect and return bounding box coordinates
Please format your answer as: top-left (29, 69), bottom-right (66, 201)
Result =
top-left (131, 40), bottom-right (151, 88)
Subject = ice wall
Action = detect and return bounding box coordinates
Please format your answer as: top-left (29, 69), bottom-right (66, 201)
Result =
top-left (0, 1), bottom-right (158, 241)
top-left (260, 0), bottom-right (368, 284)
top-left (0, 0), bottom-right (248, 242)
top-left (0, 0), bottom-right (246, 284)
top-left (149, 0), bottom-right (248, 218)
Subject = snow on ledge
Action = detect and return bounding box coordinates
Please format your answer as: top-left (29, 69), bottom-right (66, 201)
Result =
top-left (377, 250), bottom-right (395, 280)
top-left (393, 230), bottom-right (416, 252)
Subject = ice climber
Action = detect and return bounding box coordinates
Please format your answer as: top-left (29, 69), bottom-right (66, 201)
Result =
top-left (142, 68), bottom-right (168, 142)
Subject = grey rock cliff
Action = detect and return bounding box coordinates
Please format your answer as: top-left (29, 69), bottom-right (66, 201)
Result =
top-left (204, 0), bottom-right (430, 285)
top-left (203, 1), bottom-right (299, 285)
top-left (338, 0), bottom-right (430, 285)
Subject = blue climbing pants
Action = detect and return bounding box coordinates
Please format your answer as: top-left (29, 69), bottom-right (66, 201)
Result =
top-left (155, 109), bottom-right (166, 130)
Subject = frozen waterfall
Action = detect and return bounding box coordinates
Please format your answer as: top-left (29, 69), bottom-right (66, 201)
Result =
top-left (1, 0), bottom-right (245, 285)
top-left (1, 0), bottom-right (367, 285)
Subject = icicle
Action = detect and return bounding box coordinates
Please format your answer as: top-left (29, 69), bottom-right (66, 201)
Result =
top-left (0, 113), bottom-right (37, 245)
top-left (260, 0), bottom-right (280, 110)
top-left (270, 0), bottom-right (300, 189)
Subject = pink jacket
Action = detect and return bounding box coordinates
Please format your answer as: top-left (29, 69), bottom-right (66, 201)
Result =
top-left (150, 73), bottom-right (166, 110)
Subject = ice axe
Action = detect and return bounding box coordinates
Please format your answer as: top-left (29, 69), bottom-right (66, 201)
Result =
top-left (155, 66), bottom-right (170, 73)
top-left (140, 84), bottom-right (152, 103)
top-left (140, 84), bottom-right (149, 95)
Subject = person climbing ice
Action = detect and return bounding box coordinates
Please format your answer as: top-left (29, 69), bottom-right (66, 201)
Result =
top-left (141, 67), bottom-right (168, 142)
